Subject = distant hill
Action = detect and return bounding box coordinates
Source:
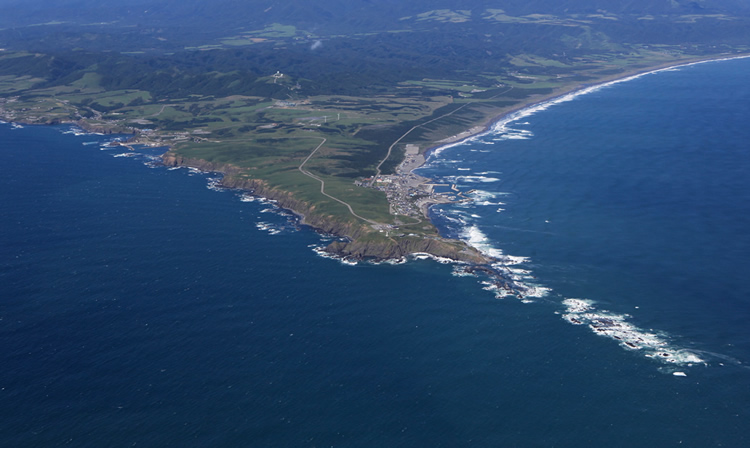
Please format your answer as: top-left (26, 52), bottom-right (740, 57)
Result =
top-left (2, 0), bottom-right (750, 35)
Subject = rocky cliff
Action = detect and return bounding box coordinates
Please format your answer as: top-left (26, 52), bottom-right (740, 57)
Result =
top-left (161, 151), bottom-right (369, 239)
top-left (161, 151), bottom-right (492, 265)
top-left (326, 236), bottom-right (489, 264)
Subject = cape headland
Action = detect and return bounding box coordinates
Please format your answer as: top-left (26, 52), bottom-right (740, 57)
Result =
top-left (1, 35), bottom-right (748, 291)
top-left (156, 53), bottom-right (750, 274)
top-left (160, 152), bottom-right (492, 265)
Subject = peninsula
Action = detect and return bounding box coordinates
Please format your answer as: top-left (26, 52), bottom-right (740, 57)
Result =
top-left (2, 2), bottom-right (750, 282)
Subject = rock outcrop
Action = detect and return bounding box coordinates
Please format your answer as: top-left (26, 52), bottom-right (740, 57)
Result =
top-left (326, 236), bottom-right (489, 264)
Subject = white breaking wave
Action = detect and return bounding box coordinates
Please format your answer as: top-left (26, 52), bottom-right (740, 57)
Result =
top-left (410, 252), bottom-right (455, 264)
top-left (469, 189), bottom-right (508, 206)
top-left (459, 225), bottom-right (504, 260)
top-left (187, 167), bottom-right (207, 175)
top-left (455, 224), bottom-right (549, 300)
top-left (492, 128), bottom-right (534, 141)
top-left (311, 246), bottom-right (359, 266)
top-left (427, 56), bottom-right (750, 168)
top-left (255, 222), bottom-right (282, 235)
top-left (561, 298), bottom-right (705, 366)
top-left (442, 175), bottom-right (501, 184)
top-left (455, 222), bottom-right (706, 365)
top-left (206, 177), bottom-right (225, 192)
top-left (487, 57), bottom-right (750, 141)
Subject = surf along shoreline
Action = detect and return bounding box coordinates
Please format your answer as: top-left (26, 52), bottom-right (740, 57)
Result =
top-left (400, 52), bottom-right (750, 296)
top-left (416, 53), bottom-right (750, 167)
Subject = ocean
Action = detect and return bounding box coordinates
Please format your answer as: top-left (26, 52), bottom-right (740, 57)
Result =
top-left (1, 56), bottom-right (749, 447)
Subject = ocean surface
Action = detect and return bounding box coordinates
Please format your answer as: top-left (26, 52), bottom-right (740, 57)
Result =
top-left (2, 57), bottom-right (750, 447)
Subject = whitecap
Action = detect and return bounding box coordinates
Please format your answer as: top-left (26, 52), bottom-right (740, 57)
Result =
top-left (409, 252), bottom-right (454, 264)
top-left (468, 189), bottom-right (507, 205)
top-left (206, 177), bottom-right (225, 192)
top-left (457, 176), bottom-right (501, 183)
top-left (521, 286), bottom-right (551, 298)
top-left (561, 298), bottom-right (705, 365)
top-left (188, 167), bottom-right (206, 175)
top-left (459, 225), bottom-right (505, 260)
top-left (255, 222), bottom-right (282, 234)
top-left (311, 246), bottom-right (360, 265)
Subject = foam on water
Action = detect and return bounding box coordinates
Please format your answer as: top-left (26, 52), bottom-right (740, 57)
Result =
top-left (484, 56), bottom-right (750, 147)
top-left (443, 175), bottom-right (501, 184)
top-left (187, 167), bottom-right (207, 175)
top-left (206, 177), bottom-right (225, 192)
top-left (453, 225), bottom-right (549, 299)
top-left (469, 189), bottom-right (508, 206)
top-left (409, 252), bottom-right (455, 264)
top-left (311, 246), bottom-right (359, 265)
top-left (255, 222), bottom-right (283, 235)
top-left (416, 60), bottom-right (750, 366)
top-left (561, 298), bottom-right (705, 366)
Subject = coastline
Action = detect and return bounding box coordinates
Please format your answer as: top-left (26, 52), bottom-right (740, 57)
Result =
top-left (3, 53), bottom-right (749, 271)
top-left (415, 53), bottom-right (750, 167)
top-left (402, 52), bottom-right (750, 271)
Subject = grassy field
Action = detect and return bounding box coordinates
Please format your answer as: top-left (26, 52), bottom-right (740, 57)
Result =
top-left (1, 45), bottom-right (741, 244)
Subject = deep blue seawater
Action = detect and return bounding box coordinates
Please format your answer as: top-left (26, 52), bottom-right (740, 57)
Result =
top-left (2, 57), bottom-right (750, 447)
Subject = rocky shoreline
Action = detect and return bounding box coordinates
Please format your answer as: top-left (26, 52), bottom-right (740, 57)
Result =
top-left (8, 53), bottom-right (747, 298)
top-left (160, 152), bottom-right (494, 267)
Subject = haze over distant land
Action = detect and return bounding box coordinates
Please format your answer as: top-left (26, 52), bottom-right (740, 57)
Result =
top-left (2, 0), bottom-right (750, 266)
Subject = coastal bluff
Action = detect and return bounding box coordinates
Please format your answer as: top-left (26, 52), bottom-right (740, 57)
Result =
top-left (161, 151), bottom-right (490, 265)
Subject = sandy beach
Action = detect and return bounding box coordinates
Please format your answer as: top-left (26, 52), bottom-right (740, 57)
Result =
top-left (414, 53), bottom-right (750, 172)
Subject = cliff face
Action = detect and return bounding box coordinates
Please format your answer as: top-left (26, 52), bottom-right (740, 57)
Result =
top-left (161, 151), bottom-right (492, 265)
top-left (161, 152), bottom-right (369, 240)
top-left (326, 237), bottom-right (490, 264)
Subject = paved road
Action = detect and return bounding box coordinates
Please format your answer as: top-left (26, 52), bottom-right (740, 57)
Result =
top-left (298, 138), bottom-right (381, 226)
